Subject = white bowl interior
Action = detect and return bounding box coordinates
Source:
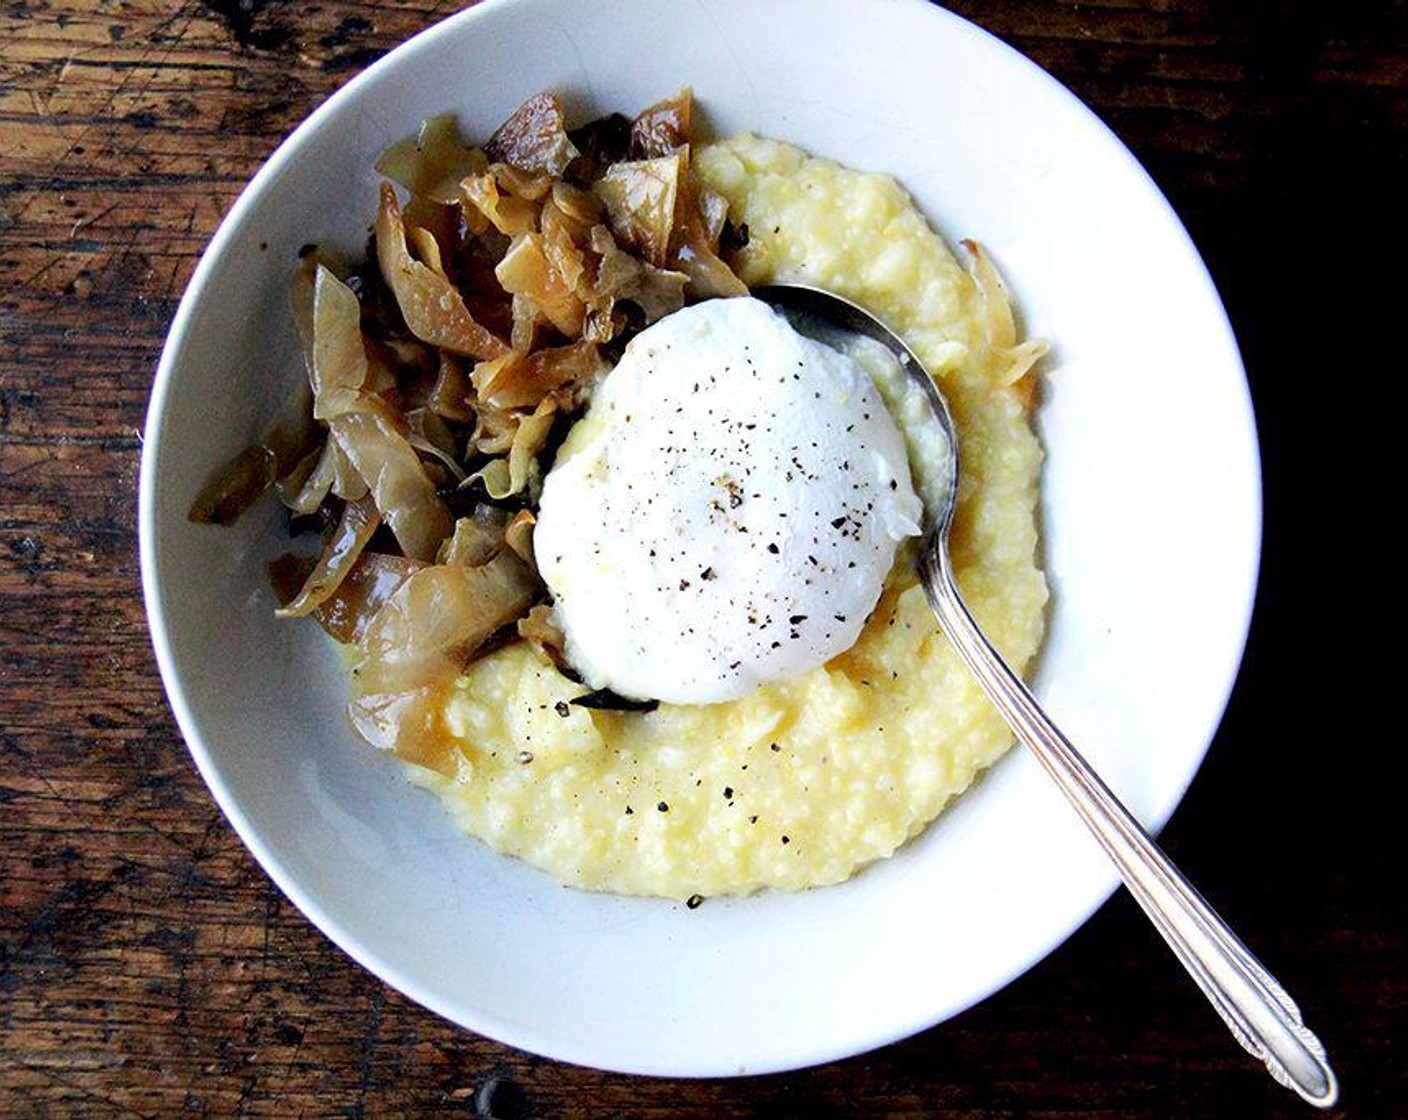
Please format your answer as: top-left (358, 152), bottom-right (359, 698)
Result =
top-left (140, 0), bottom-right (1259, 1076)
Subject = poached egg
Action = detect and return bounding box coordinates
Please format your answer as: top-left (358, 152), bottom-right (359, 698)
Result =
top-left (534, 296), bottom-right (922, 705)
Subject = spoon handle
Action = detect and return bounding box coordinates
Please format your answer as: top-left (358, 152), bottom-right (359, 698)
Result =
top-left (920, 547), bottom-right (1338, 1108)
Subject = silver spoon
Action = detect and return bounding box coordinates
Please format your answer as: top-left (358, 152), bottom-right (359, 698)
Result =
top-left (758, 282), bottom-right (1338, 1109)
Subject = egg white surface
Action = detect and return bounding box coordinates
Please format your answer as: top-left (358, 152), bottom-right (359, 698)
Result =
top-left (535, 297), bottom-right (922, 704)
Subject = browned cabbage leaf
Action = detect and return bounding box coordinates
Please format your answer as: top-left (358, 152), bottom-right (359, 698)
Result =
top-left (961, 238), bottom-right (1049, 406)
top-left (485, 92), bottom-right (579, 177)
top-left (376, 114), bottom-right (489, 205)
top-left (348, 553), bottom-right (537, 770)
top-left (275, 495), bottom-right (381, 618)
top-left (376, 183), bottom-right (509, 360)
top-left (630, 88), bottom-right (693, 159)
top-left (188, 444), bottom-right (278, 526)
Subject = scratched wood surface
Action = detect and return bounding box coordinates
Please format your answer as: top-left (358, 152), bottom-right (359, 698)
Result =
top-left (1, 0), bottom-right (1403, 1115)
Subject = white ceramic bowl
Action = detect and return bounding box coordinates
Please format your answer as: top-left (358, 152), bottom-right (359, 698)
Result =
top-left (140, 0), bottom-right (1259, 1077)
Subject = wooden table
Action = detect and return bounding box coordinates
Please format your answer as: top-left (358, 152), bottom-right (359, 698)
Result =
top-left (2, 1), bottom-right (1402, 1114)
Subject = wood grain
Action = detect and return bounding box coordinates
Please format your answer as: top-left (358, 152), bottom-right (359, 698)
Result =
top-left (2, 0), bottom-right (1403, 1114)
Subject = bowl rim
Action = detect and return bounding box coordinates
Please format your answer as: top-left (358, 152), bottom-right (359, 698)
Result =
top-left (139, 0), bottom-right (1262, 1076)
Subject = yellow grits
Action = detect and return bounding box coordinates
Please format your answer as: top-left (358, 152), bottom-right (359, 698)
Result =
top-left (408, 134), bottom-right (1048, 900)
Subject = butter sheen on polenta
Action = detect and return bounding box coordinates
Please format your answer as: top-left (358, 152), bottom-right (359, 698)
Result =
top-left (410, 134), bottom-right (1048, 900)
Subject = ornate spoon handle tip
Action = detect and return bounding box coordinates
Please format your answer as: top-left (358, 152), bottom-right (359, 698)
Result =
top-left (920, 548), bottom-right (1338, 1108)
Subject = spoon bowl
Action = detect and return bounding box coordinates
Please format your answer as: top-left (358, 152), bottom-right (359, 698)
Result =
top-left (758, 281), bottom-right (1338, 1109)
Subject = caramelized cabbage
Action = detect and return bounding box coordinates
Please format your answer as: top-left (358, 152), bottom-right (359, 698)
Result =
top-left (348, 554), bottom-right (538, 768)
top-left (495, 232), bottom-right (586, 337)
top-left (587, 224), bottom-right (688, 324)
top-left (355, 557), bottom-right (531, 674)
top-left (310, 265), bottom-right (368, 419)
top-left (280, 439), bottom-right (354, 515)
top-left (200, 90), bottom-right (753, 753)
top-left (592, 143), bottom-right (746, 299)
top-left (276, 442), bottom-right (331, 513)
top-left (504, 509), bottom-right (536, 566)
top-left (404, 407), bottom-right (466, 482)
top-left (188, 444), bottom-right (277, 525)
top-left (275, 495), bottom-right (380, 618)
top-left (268, 550), bottom-right (425, 645)
top-left (461, 171), bottom-right (541, 237)
top-left (630, 88), bottom-right (693, 158)
top-left (376, 183), bottom-right (508, 359)
top-left (485, 92), bottom-right (579, 177)
top-left (593, 151), bottom-right (682, 267)
top-left (516, 603), bottom-right (566, 669)
top-left (962, 238), bottom-right (1049, 403)
top-left (462, 457), bottom-right (514, 501)
top-left (188, 393), bottom-right (320, 526)
top-left (672, 152), bottom-right (749, 298)
top-left (317, 553), bottom-right (423, 645)
top-left (438, 509), bottom-right (509, 567)
top-left (506, 397), bottom-right (558, 499)
top-left (375, 114), bottom-right (488, 205)
top-left (470, 341), bottom-right (605, 411)
top-left (328, 408), bottom-right (452, 563)
top-left (671, 233), bottom-right (749, 299)
top-left (426, 354), bottom-right (475, 422)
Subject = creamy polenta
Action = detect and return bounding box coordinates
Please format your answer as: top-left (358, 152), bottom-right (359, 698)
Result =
top-left (408, 134), bottom-right (1048, 900)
